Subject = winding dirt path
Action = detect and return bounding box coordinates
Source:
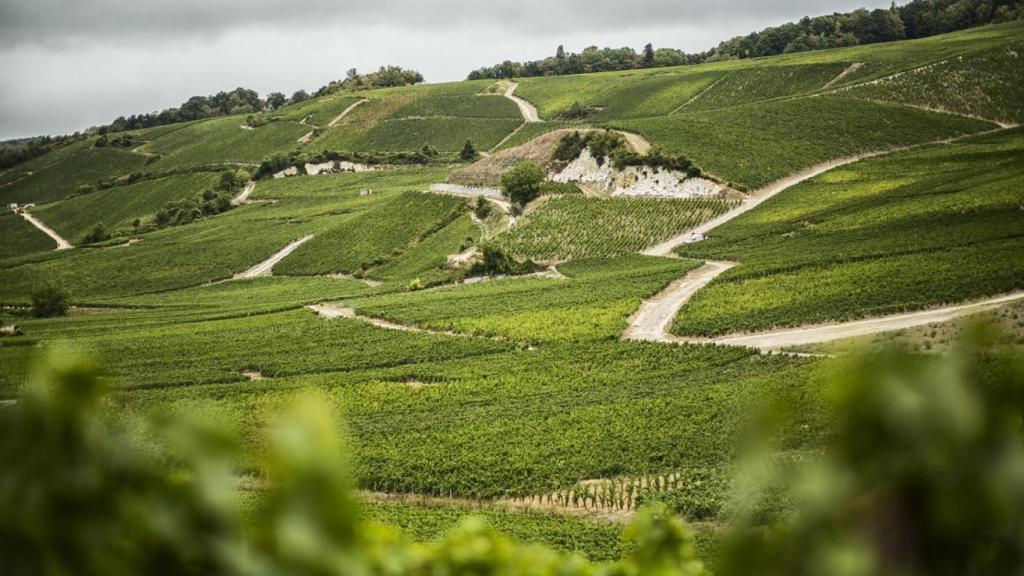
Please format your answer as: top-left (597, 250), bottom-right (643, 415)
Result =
top-left (502, 82), bottom-right (542, 123)
top-left (823, 62), bottom-right (865, 89)
top-left (641, 131), bottom-right (1002, 257)
top-left (327, 99), bottom-right (368, 127)
top-left (427, 183), bottom-right (515, 227)
top-left (234, 235), bottom-right (313, 279)
top-left (707, 291), bottom-right (1024, 351)
top-left (307, 303), bottom-right (516, 342)
top-left (615, 131), bottom-right (652, 154)
top-left (629, 128), bottom-right (1013, 348)
top-left (15, 208), bottom-right (72, 250)
top-left (623, 261), bottom-right (736, 342)
top-left (231, 181), bottom-right (256, 205)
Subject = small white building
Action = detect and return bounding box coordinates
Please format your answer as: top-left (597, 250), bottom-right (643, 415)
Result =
top-left (359, 188), bottom-right (373, 196)
top-left (8, 203), bottom-right (17, 210)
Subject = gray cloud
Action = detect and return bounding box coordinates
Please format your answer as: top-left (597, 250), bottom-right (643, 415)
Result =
top-left (0, 0), bottom-right (892, 139)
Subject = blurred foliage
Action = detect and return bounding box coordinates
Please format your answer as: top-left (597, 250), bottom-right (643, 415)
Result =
top-left (719, 325), bottom-right (1024, 576)
top-left (0, 348), bottom-right (705, 576)
top-left (2, 327), bottom-right (1023, 575)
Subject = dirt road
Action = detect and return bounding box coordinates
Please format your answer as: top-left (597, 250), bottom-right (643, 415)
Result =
top-left (308, 303), bottom-right (513, 341)
top-left (616, 131), bottom-right (652, 154)
top-left (708, 291), bottom-right (1024, 351)
top-left (234, 235), bottom-right (313, 278)
top-left (231, 181), bottom-right (256, 205)
top-left (502, 82), bottom-right (542, 123)
top-left (622, 261), bottom-right (736, 342)
top-left (327, 99), bottom-right (368, 127)
top-left (641, 131), bottom-right (1006, 257)
top-left (631, 127), bottom-right (1014, 348)
top-left (16, 209), bottom-right (72, 250)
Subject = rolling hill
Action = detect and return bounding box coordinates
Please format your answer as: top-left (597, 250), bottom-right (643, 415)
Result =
top-left (2, 19), bottom-right (1023, 566)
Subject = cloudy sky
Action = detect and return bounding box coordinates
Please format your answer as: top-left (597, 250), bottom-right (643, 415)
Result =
top-left (0, 0), bottom-right (891, 140)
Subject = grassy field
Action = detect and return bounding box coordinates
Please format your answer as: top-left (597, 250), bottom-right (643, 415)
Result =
top-left (673, 129), bottom-right (1024, 336)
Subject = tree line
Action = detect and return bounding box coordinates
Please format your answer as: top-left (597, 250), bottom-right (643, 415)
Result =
top-left (466, 0), bottom-right (1024, 79)
top-left (102, 66), bottom-right (423, 134)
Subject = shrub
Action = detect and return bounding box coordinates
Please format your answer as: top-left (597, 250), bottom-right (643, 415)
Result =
top-left (468, 244), bottom-right (538, 276)
top-left (80, 223), bottom-right (110, 245)
top-left (560, 101), bottom-right (592, 120)
top-left (473, 196), bottom-right (493, 219)
top-left (30, 280), bottom-right (70, 318)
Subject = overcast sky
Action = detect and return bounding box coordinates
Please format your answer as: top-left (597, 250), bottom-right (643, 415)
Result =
top-left (0, 0), bottom-right (892, 140)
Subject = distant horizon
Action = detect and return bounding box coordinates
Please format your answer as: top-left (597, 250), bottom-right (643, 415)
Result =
top-left (0, 0), bottom-right (894, 140)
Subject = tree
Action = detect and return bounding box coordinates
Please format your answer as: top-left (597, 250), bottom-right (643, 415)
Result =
top-left (642, 43), bottom-right (656, 66)
top-left (500, 160), bottom-right (546, 205)
top-left (290, 90), bottom-right (310, 104)
top-left (266, 92), bottom-right (286, 109)
top-left (30, 280), bottom-right (70, 318)
top-left (459, 140), bottom-right (478, 161)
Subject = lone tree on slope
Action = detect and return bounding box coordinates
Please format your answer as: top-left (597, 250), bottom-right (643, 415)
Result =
top-left (460, 140), bottom-right (479, 161)
top-left (501, 160), bottom-right (546, 206)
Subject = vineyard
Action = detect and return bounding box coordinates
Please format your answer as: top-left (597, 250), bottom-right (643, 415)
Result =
top-left (385, 82), bottom-right (521, 119)
top-left (674, 129), bottom-right (1024, 336)
top-left (1, 142), bottom-right (148, 204)
top-left (275, 94), bottom-right (366, 126)
top-left (0, 19), bottom-right (1023, 564)
top-left (138, 114), bottom-right (309, 169)
top-left (843, 41), bottom-right (1024, 125)
top-left (0, 210), bottom-right (54, 257)
top-left (275, 191), bottom-right (468, 276)
top-left (32, 172), bottom-right (221, 242)
top-left (616, 95), bottom-right (993, 189)
top-left (681, 62), bottom-right (848, 111)
top-left (338, 117), bottom-right (523, 154)
top-left (499, 196), bottom-right (736, 260)
top-left (348, 255), bottom-right (702, 343)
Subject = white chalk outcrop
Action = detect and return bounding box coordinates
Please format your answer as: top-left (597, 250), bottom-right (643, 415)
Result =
top-left (551, 148), bottom-right (724, 199)
top-left (274, 161), bottom-right (379, 179)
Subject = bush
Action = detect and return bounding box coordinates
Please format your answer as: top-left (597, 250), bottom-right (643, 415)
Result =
top-left (80, 223), bottom-right (110, 245)
top-left (473, 196), bottom-right (493, 219)
top-left (559, 101), bottom-right (592, 120)
top-left (30, 280), bottom-right (70, 318)
top-left (468, 244), bottom-right (538, 277)
top-left (500, 160), bottom-right (546, 206)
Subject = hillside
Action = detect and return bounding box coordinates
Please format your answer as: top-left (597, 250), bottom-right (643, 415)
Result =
top-left (2, 20), bottom-right (1024, 567)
